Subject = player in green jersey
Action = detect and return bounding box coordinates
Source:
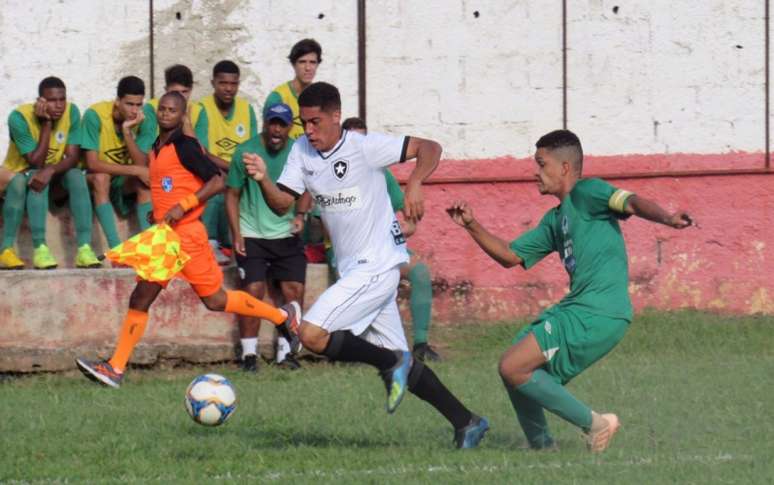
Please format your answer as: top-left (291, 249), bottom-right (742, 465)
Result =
top-left (448, 129), bottom-right (693, 452)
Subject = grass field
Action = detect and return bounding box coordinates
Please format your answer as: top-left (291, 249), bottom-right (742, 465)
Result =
top-left (2, 310), bottom-right (773, 484)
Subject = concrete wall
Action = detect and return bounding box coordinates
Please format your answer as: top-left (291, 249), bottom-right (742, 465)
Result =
top-left (1, 1), bottom-right (773, 372)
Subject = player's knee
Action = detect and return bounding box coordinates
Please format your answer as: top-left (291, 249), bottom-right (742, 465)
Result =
top-left (498, 355), bottom-right (525, 386)
top-left (201, 293), bottom-right (226, 312)
top-left (299, 323), bottom-right (327, 354)
top-left (90, 174), bottom-right (110, 199)
top-left (242, 281), bottom-right (265, 299)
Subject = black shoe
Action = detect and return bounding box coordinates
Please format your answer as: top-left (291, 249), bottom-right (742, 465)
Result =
top-left (277, 353), bottom-right (302, 371)
top-left (413, 342), bottom-right (442, 362)
top-left (242, 354), bottom-right (258, 373)
top-left (278, 301), bottom-right (302, 354)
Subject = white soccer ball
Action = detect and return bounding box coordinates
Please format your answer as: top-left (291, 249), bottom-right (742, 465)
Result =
top-left (184, 374), bottom-right (237, 426)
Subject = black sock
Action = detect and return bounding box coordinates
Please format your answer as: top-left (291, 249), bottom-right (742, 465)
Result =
top-left (322, 330), bottom-right (398, 371)
top-left (408, 361), bottom-right (473, 429)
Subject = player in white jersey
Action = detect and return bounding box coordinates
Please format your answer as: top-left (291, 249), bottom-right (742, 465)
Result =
top-left (243, 82), bottom-right (488, 449)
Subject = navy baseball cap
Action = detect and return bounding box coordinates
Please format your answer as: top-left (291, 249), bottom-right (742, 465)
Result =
top-left (264, 103), bottom-right (293, 124)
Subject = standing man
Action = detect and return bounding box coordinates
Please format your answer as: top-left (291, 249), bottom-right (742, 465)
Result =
top-left (75, 92), bottom-right (300, 388)
top-left (244, 82), bottom-right (488, 449)
top-left (264, 39), bottom-right (322, 140)
top-left (1, 76), bottom-right (100, 269)
top-left (448, 129), bottom-right (693, 452)
top-left (196, 60), bottom-right (258, 264)
top-left (226, 103), bottom-right (310, 372)
top-left (341, 117), bottom-right (440, 362)
top-left (147, 64), bottom-right (203, 138)
top-left (81, 76), bottom-right (156, 250)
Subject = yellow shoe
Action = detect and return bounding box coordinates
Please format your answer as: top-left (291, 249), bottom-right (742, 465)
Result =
top-left (0, 247), bottom-right (25, 269)
top-left (585, 412), bottom-right (620, 453)
top-left (75, 244), bottom-right (102, 268)
top-left (33, 244), bottom-right (58, 269)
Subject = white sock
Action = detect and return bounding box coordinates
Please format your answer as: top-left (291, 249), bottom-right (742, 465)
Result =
top-left (276, 337), bottom-right (290, 363)
top-left (241, 337), bottom-right (258, 359)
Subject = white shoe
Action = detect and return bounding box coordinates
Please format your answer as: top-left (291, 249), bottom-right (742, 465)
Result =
top-left (209, 240), bottom-right (231, 265)
top-left (585, 412), bottom-right (620, 453)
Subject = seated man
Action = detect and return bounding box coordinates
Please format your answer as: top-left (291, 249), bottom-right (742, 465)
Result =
top-left (0, 76), bottom-right (99, 269)
top-left (81, 76), bottom-right (156, 250)
top-left (196, 60), bottom-right (258, 264)
top-left (146, 64), bottom-right (202, 138)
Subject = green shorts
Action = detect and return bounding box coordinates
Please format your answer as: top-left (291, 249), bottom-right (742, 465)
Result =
top-left (108, 175), bottom-right (136, 216)
top-left (513, 307), bottom-right (629, 385)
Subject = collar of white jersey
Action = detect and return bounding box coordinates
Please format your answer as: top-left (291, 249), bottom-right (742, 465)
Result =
top-left (317, 129), bottom-right (349, 160)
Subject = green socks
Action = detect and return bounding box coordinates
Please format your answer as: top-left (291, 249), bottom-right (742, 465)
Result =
top-left (62, 169), bottom-right (93, 246)
top-left (409, 262), bottom-right (432, 345)
top-left (136, 201), bottom-right (152, 231)
top-left (515, 368), bottom-right (592, 430)
top-left (95, 202), bottom-right (121, 248)
top-left (506, 386), bottom-right (555, 449)
top-left (1, 173), bottom-right (26, 249)
top-left (25, 177), bottom-right (49, 247)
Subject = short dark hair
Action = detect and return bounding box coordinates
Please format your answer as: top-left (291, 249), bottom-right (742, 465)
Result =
top-left (342, 117), bottom-right (367, 132)
top-left (164, 64), bottom-right (193, 88)
top-left (213, 60), bottom-right (240, 77)
top-left (288, 38), bottom-right (322, 64)
top-left (159, 91), bottom-right (187, 112)
top-left (536, 129), bottom-right (583, 175)
top-left (298, 82), bottom-right (340, 112)
top-left (38, 76), bottom-right (66, 96)
top-left (116, 76), bottom-right (145, 98)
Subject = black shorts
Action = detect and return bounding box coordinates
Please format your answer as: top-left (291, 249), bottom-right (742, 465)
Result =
top-left (236, 236), bottom-right (307, 285)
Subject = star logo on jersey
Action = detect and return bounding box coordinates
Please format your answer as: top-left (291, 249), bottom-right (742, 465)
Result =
top-left (105, 147), bottom-right (129, 164)
top-left (235, 123), bottom-right (246, 138)
top-left (215, 137), bottom-right (239, 152)
top-left (161, 176), bottom-right (173, 192)
top-left (332, 159), bottom-right (348, 180)
top-left (55, 131), bottom-right (65, 143)
top-left (561, 215), bottom-right (569, 235)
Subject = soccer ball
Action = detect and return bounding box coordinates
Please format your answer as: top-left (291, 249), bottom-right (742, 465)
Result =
top-left (184, 374), bottom-right (237, 426)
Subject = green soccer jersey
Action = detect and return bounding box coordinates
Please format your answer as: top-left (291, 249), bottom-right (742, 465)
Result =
top-left (510, 178), bottom-right (635, 320)
top-left (226, 136), bottom-right (295, 239)
top-left (384, 169), bottom-right (404, 212)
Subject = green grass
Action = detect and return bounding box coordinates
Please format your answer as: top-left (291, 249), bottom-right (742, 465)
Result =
top-left (2, 310), bottom-right (773, 484)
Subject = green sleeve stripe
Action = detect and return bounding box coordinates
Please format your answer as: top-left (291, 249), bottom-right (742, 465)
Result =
top-left (8, 110), bottom-right (37, 155)
top-left (608, 189), bottom-right (634, 213)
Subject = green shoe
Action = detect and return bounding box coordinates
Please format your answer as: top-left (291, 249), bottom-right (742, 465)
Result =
top-left (75, 244), bottom-right (102, 268)
top-left (33, 244), bottom-right (58, 269)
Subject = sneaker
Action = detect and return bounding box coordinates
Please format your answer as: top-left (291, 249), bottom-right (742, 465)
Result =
top-left (585, 412), bottom-right (620, 453)
top-left (379, 350), bottom-right (413, 414)
top-left (33, 244), bottom-right (57, 269)
top-left (75, 244), bottom-right (102, 268)
top-left (277, 353), bottom-right (302, 370)
top-left (242, 354), bottom-right (258, 373)
top-left (75, 358), bottom-right (123, 388)
top-left (277, 301), bottom-right (302, 353)
top-left (454, 414), bottom-right (490, 449)
top-left (413, 342), bottom-right (442, 362)
top-left (0, 247), bottom-right (24, 269)
top-left (209, 240), bottom-right (231, 265)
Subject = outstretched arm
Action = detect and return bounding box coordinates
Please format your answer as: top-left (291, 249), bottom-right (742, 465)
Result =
top-left (447, 200), bottom-right (523, 268)
top-left (624, 195), bottom-right (693, 229)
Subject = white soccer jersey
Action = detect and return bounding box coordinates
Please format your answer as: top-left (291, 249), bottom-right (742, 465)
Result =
top-left (278, 130), bottom-right (410, 276)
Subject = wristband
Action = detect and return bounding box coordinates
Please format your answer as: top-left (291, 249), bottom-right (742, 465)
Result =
top-left (178, 193), bottom-right (199, 211)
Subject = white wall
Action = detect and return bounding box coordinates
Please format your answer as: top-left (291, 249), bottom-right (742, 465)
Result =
top-left (0, 0), bottom-right (768, 161)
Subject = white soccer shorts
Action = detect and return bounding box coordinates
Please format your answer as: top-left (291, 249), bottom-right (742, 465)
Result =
top-left (304, 265), bottom-right (409, 351)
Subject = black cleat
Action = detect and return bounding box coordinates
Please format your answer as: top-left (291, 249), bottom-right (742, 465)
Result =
top-left (277, 353), bottom-right (302, 371)
top-left (278, 301), bottom-right (302, 354)
top-left (242, 354), bottom-right (258, 373)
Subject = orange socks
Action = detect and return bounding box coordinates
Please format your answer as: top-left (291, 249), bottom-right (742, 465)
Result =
top-left (225, 290), bottom-right (285, 324)
top-left (108, 309), bottom-right (149, 373)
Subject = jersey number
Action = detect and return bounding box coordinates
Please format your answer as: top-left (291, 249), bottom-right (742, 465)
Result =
top-left (391, 220), bottom-right (406, 245)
